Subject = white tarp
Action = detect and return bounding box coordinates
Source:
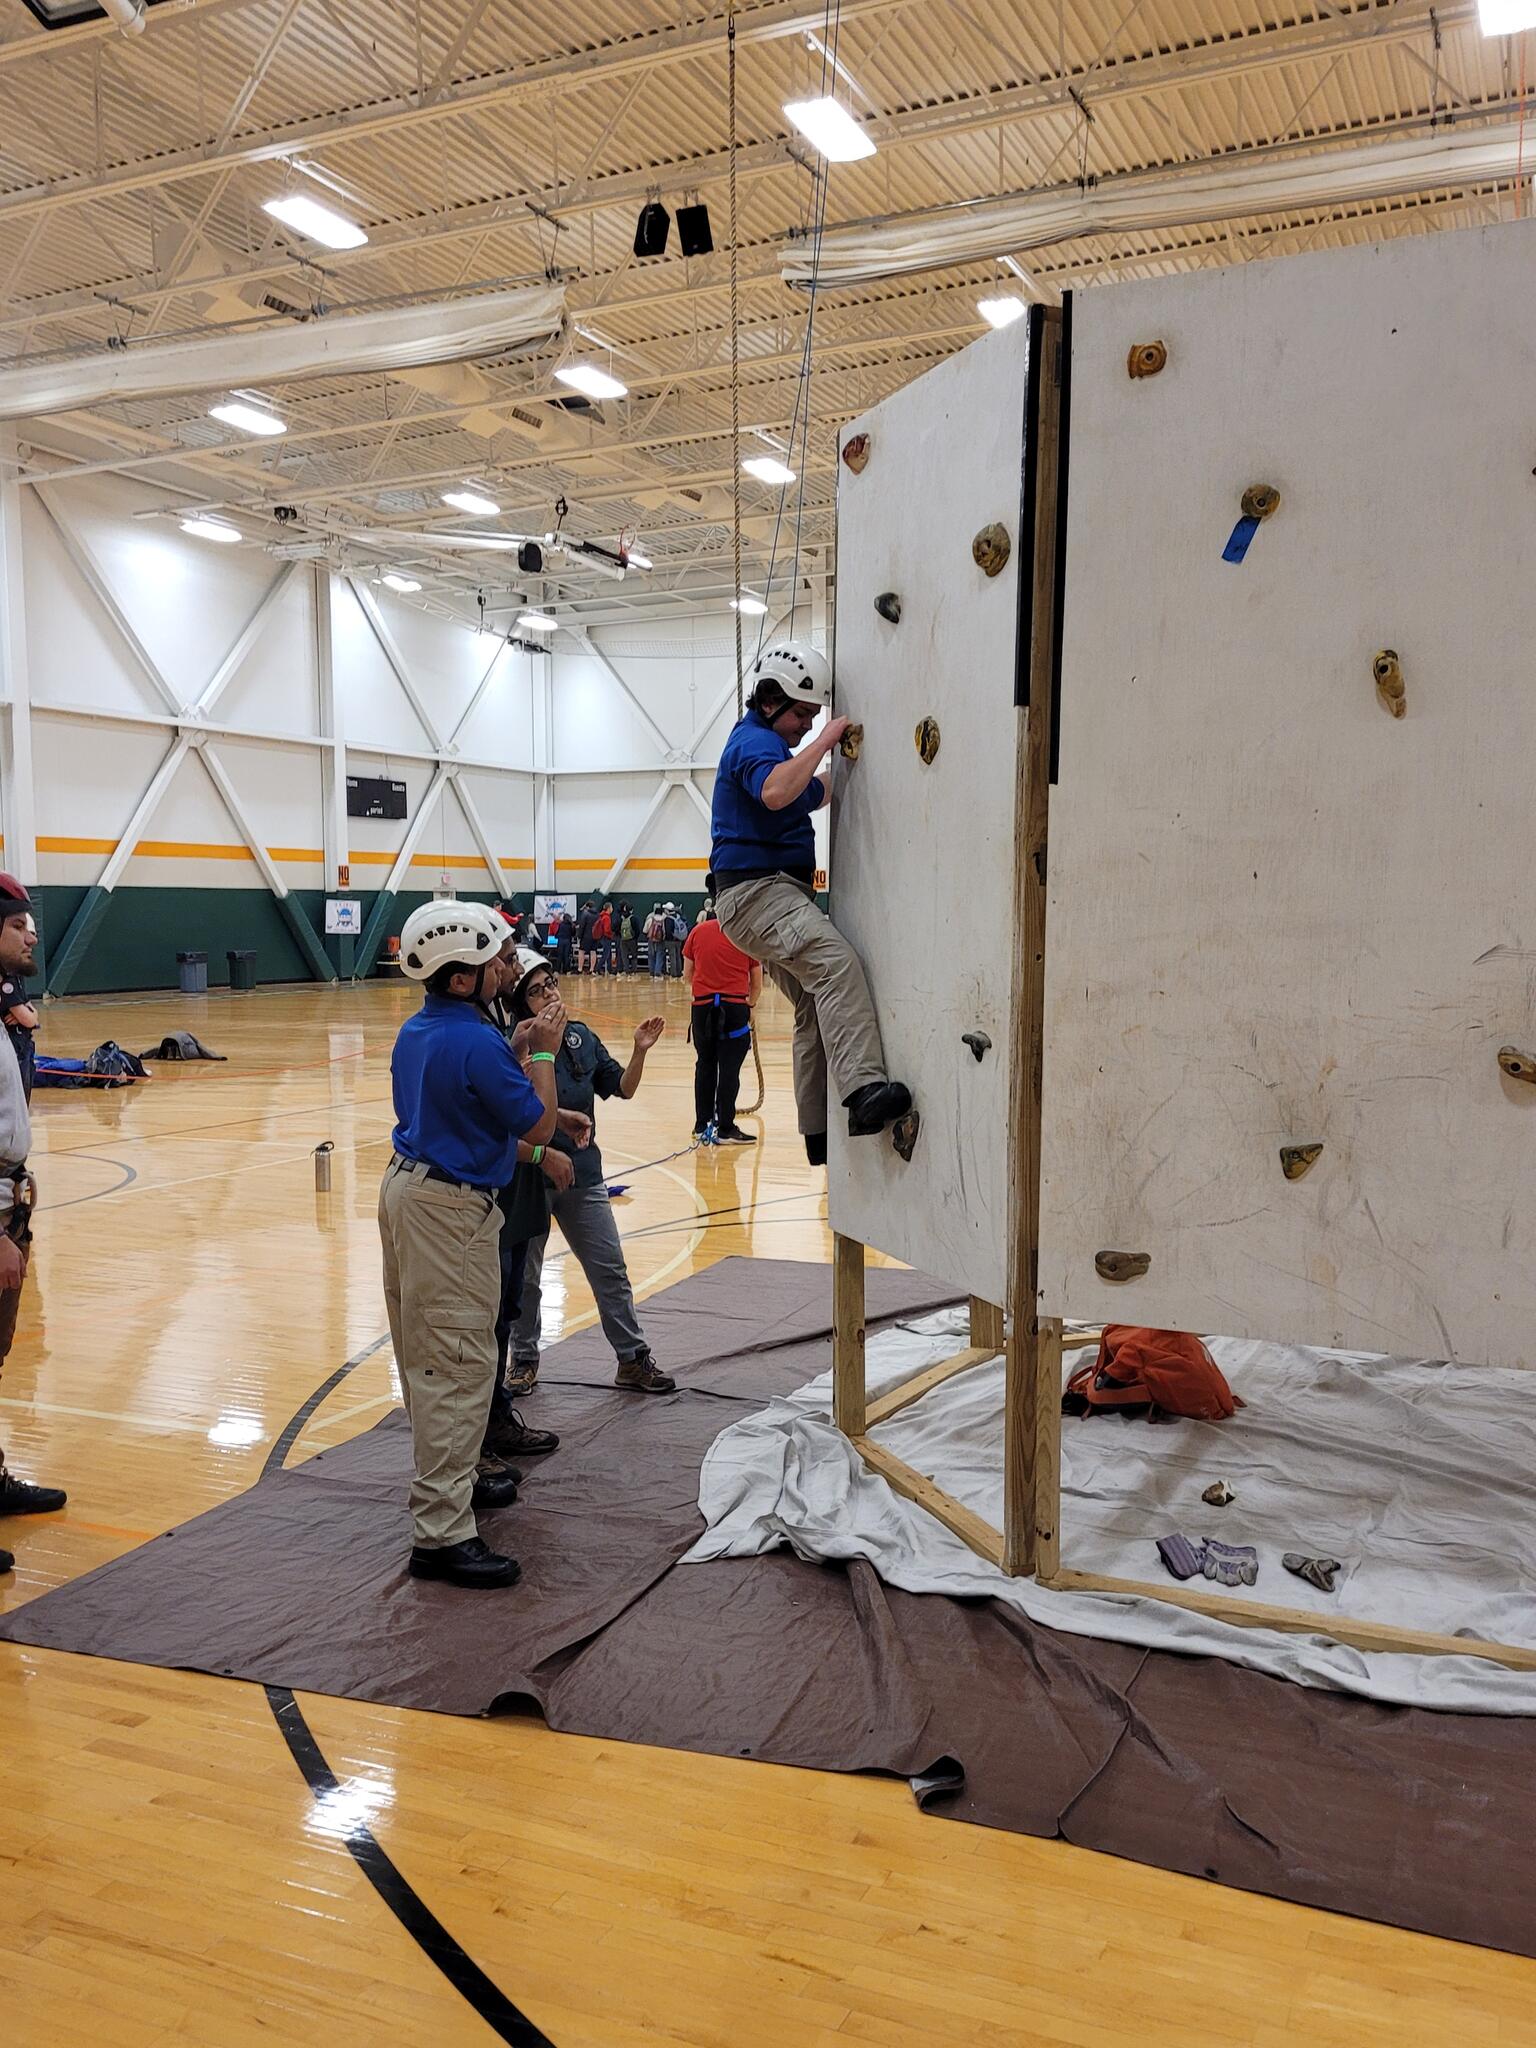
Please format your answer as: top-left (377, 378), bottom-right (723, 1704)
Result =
top-left (781, 123), bottom-right (1535, 286)
top-left (686, 1310), bottom-right (1536, 1714)
top-left (0, 283), bottom-right (566, 420)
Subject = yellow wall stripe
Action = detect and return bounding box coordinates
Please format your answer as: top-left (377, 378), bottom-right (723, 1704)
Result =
top-left (35, 836), bottom-right (697, 874)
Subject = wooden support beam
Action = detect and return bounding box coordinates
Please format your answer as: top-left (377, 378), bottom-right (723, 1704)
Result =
top-left (854, 1439), bottom-right (1005, 1571)
top-left (1041, 1567), bottom-right (1536, 1672)
top-left (1004, 302), bottom-right (1064, 1579)
top-left (832, 1232), bottom-right (866, 1435)
top-left (968, 1296), bottom-right (1005, 1350)
top-left (864, 1345), bottom-right (1000, 1430)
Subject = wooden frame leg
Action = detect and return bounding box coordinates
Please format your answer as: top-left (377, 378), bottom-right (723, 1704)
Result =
top-left (833, 1232), bottom-right (866, 1435)
top-left (1004, 1314), bottom-right (1061, 1576)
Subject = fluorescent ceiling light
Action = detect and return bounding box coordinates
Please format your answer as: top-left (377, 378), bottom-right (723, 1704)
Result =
top-left (783, 95), bottom-right (876, 162)
top-left (442, 488), bottom-right (500, 516)
top-left (380, 573), bottom-right (421, 593)
top-left (731, 594), bottom-right (769, 615)
top-left (743, 455), bottom-right (796, 485)
top-left (977, 296), bottom-right (1028, 328)
top-left (1478, 0), bottom-right (1536, 30)
top-left (180, 516), bottom-right (241, 544)
top-left (554, 362), bottom-right (628, 401)
top-left (517, 611), bottom-right (558, 633)
top-left (625, 548), bottom-right (653, 570)
top-left (208, 400), bottom-right (286, 437)
top-left (262, 192), bottom-right (369, 250)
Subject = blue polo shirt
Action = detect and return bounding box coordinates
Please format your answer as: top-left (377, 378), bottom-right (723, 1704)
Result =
top-left (391, 993), bottom-right (546, 1190)
top-left (712, 708), bottom-right (822, 882)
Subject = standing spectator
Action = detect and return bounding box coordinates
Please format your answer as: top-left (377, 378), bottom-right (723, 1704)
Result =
top-left (0, 877), bottom-right (65, 1578)
top-left (684, 906), bottom-right (760, 1142)
top-left (645, 902), bottom-right (666, 979)
top-left (576, 899), bottom-right (598, 974)
top-left (617, 902), bottom-right (637, 976)
top-left (592, 901), bottom-right (614, 975)
top-left (379, 901), bottom-right (561, 1588)
top-left (664, 903), bottom-right (686, 978)
top-left (500, 951), bottom-right (676, 1396)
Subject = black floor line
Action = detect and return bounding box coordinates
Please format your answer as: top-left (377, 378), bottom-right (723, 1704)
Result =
top-left (261, 1336), bottom-right (555, 2047)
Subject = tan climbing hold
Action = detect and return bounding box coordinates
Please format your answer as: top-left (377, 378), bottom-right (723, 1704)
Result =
top-left (841, 432), bottom-right (871, 475)
top-left (971, 522), bottom-right (1011, 577)
top-left (914, 716), bottom-right (941, 765)
top-left (1373, 649), bottom-right (1406, 719)
top-left (1280, 1142), bottom-right (1324, 1181)
top-left (1240, 484), bottom-right (1281, 522)
top-left (1127, 340), bottom-right (1167, 379)
top-left (1095, 1250), bottom-right (1151, 1283)
top-left (892, 1111), bottom-right (920, 1162)
top-left (1497, 1045), bottom-right (1536, 1084)
top-left (838, 723), bottom-right (864, 762)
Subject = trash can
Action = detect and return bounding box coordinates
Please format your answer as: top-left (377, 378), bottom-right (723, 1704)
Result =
top-left (226, 949), bottom-right (257, 992)
top-left (177, 950), bottom-right (208, 995)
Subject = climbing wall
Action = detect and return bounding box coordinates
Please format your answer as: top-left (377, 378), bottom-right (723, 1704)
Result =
top-left (1038, 219), bottom-right (1536, 1367)
top-left (828, 316), bottom-right (1032, 1305)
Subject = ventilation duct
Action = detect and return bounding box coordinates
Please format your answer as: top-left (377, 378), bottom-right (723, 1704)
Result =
top-left (0, 283), bottom-right (567, 421)
top-left (781, 122), bottom-right (1536, 287)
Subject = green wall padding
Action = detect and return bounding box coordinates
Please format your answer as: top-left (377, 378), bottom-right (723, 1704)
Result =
top-left (29, 885), bottom-right (813, 996)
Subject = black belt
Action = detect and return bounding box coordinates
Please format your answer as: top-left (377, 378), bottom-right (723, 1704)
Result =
top-left (393, 1154), bottom-right (497, 1199)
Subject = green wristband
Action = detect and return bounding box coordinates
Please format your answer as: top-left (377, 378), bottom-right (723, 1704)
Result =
top-left (531, 1145), bottom-right (544, 1164)
top-left (529, 1051), bottom-right (556, 1064)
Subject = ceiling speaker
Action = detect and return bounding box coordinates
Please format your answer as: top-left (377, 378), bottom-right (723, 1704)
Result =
top-left (633, 200), bottom-right (671, 259)
top-left (676, 204), bottom-right (714, 257)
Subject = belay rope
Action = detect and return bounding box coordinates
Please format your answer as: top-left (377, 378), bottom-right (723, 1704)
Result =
top-left (724, 3), bottom-right (766, 1115)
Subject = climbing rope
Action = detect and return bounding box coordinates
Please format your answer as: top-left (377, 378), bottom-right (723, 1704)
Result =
top-left (727, 2), bottom-right (745, 715)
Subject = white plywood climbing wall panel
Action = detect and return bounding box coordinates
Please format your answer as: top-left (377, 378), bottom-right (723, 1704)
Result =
top-left (1038, 220), bottom-right (1536, 1367)
top-left (828, 318), bottom-right (1032, 1304)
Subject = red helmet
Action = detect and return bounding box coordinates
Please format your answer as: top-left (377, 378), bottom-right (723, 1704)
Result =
top-left (0, 873), bottom-right (33, 910)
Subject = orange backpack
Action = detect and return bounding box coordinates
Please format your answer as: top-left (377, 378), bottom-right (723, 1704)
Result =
top-left (1063, 1325), bottom-right (1239, 1422)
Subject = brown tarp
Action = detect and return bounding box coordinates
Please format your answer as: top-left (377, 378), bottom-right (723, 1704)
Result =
top-left (3, 1258), bottom-right (1532, 1957)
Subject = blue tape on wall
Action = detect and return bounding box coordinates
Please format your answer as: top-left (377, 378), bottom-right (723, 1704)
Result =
top-left (1222, 514), bottom-right (1261, 564)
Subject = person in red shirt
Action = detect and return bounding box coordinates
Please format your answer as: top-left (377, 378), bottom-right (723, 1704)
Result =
top-left (683, 906), bottom-right (762, 1142)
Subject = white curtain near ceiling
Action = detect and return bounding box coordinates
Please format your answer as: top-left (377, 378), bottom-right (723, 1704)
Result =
top-left (0, 283), bottom-right (567, 421)
top-left (782, 123), bottom-right (1536, 285)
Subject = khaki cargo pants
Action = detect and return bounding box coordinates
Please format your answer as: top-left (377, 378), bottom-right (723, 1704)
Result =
top-left (716, 874), bottom-right (886, 1137)
top-left (378, 1155), bottom-right (502, 1550)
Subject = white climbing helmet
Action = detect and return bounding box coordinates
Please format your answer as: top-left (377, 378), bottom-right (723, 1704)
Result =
top-left (509, 944), bottom-right (552, 1004)
top-left (748, 637), bottom-right (832, 709)
top-left (399, 899), bottom-right (504, 982)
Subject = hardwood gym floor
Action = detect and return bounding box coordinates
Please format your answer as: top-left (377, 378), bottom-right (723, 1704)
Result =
top-left (1, 975), bottom-right (1532, 2047)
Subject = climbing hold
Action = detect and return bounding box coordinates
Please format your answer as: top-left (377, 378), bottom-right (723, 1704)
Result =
top-left (1127, 339), bottom-right (1167, 379)
top-left (961, 1031), bottom-right (992, 1062)
top-left (841, 432), bottom-right (871, 475)
top-left (971, 522), bottom-right (1011, 578)
top-left (838, 722), bottom-right (864, 762)
top-left (914, 717), bottom-right (941, 765)
top-left (1223, 484), bottom-right (1280, 565)
top-left (1497, 1045), bottom-right (1536, 1084)
top-left (1095, 1249), bottom-right (1151, 1283)
top-left (1280, 1142), bottom-right (1324, 1181)
top-left (1372, 649), bottom-right (1406, 719)
top-left (892, 1111), bottom-right (920, 1163)
top-left (874, 590), bottom-right (902, 624)
top-left (1202, 1480), bottom-right (1236, 1508)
